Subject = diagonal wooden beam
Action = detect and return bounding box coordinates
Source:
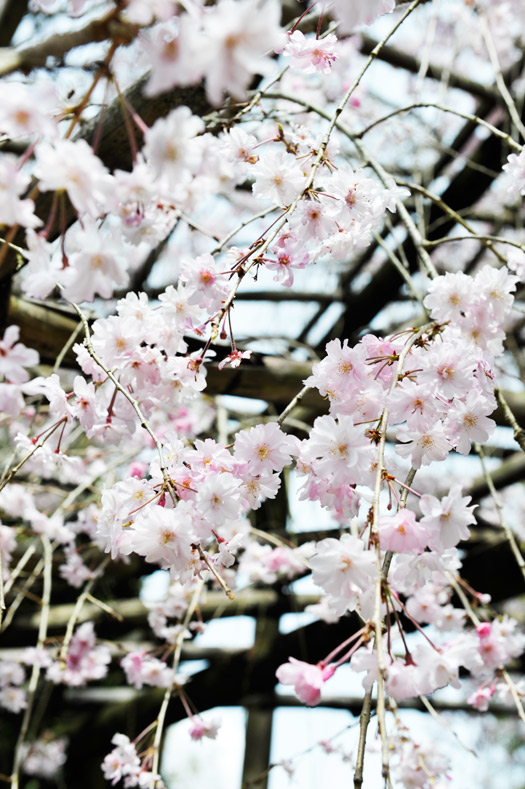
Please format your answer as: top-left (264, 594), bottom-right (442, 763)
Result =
top-left (0, 0), bottom-right (29, 47)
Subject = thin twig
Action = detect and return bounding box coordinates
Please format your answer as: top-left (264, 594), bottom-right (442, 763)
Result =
top-left (396, 179), bottom-right (508, 264)
top-left (277, 385), bottom-right (311, 426)
top-left (354, 688), bottom-right (374, 789)
top-left (72, 303), bottom-right (177, 503)
top-left (360, 325), bottom-right (432, 781)
top-left (151, 580), bottom-right (205, 785)
top-left (494, 388), bottom-right (525, 453)
top-left (11, 536), bottom-right (53, 789)
top-left (372, 231), bottom-right (428, 310)
top-left (501, 668), bottom-right (525, 727)
top-left (474, 444), bottom-right (525, 584)
top-left (356, 101), bottom-right (522, 151)
top-left (195, 544), bottom-right (234, 600)
top-left (418, 695), bottom-right (477, 756)
top-left (0, 419), bottom-right (65, 495)
top-left (58, 556), bottom-right (111, 664)
top-left (480, 14), bottom-right (525, 141)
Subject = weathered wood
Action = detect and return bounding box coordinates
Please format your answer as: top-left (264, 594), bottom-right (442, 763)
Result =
top-left (10, 296), bottom-right (525, 434)
top-left (0, 0), bottom-right (29, 47)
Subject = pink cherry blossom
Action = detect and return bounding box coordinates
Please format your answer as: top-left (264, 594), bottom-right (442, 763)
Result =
top-left (420, 485), bottom-right (476, 551)
top-left (329, 0), bottom-right (395, 32)
top-left (141, 18), bottom-right (204, 97)
top-left (283, 30), bottom-right (339, 74)
top-left (201, 0), bottom-right (286, 105)
top-left (503, 147), bottom-right (525, 195)
top-left (143, 107), bottom-right (204, 187)
top-left (0, 156), bottom-right (41, 228)
top-left (252, 149), bottom-right (307, 207)
top-left (309, 534), bottom-right (378, 615)
top-left (234, 422), bottom-right (297, 474)
top-left (276, 657), bottom-right (335, 706)
top-left (395, 423), bottom-right (451, 468)
top-left (35, 139), bottom-right (115, 218)
top-left (423, 270), bottom-right (474, 322)
top-left (0, 326), bottom-right (39, 384)
top-left (266, 233), bottom-right (310, 287)
top-left (300, 415), bottom-right (371, 486)
top-left (377, 508), bottom-right (431, 554)
top-left (189, 716), bottom-right (221, 740)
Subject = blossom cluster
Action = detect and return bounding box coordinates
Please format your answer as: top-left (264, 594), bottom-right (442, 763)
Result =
top-left (277, 263), bottom-right (524, 706)
top-left (1, 0), bottom-right (524, 786)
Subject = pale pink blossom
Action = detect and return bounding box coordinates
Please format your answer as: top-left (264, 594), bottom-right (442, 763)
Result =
top-left (238, 472), bottom-right (281, 510)
top-left (0, 685), bottom-right (27, 713)
top-left (218, 349), bottom-right (252, 369)
top-left (0, 79), bottom-right (58, 140)
top-left (196, 472), bottom-right (243, 525)
top-left (35, 139), bottom-right (115, 218)
top-left (47, 622), bottom-right (111, 686)
top-left (0, 326), bottom-right (39, 384)
top-left (21, 737), bottom-right (67, 779)
top-left (502, 147), bottom-right (525, 195)
top-left (266, 234), bottom-right (310, 286)
top-left (128, 505), bottom-right (195, 574)
top-left (252, 149), bottom-right (307, 207)
top-left (234, 422), bottom-right (297, 474)
top-left (468, 685), bottom-right (494, 711)
top-left (143, 107), bottom-right (204, 187)
top-left (387, 379), bottom-right (441, 431)
top-left (423, 270), bottom-right (473, 322)
top-left (0, 156), bottom-right (41, 228)
top-left (61, 223), bottom-right (131, 303)
top-left (20, 229), bottom-right (60, 299)
top-left (276, 657), bottom-right (335, 706)
top-left (179, 253), bottom-right (230, 312)
top-left (474, 263), bottom-right (518, 322)
top-left (309, 534), bottom-right (378, 615)
top-left (377, 508), bottom-right (431, 554)
top-left (283, 30), bottom-right (339, 74)
top-left (300, 415), bottom-right (370, 486)
top-left (189, 716), bottom-right (221, 740)
top-left (102, 733), bottom-right (140, 786)
top-left (444, 389), bottom-right (496, 454)
top-left (201, 0), bottom-right (286, 105)
top-left (142, 18), bottom-right (204, 97)
top-left (328, 0), bottom-right (395, 32)
top-left (220, 127), bottom-right (260, 169)
top-left (417, 344), bottom-right (474, 400)
top-left (395, 423), bottom-right (451, 468)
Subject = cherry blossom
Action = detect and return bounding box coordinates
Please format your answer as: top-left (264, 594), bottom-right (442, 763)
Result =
top-left (0, 326), bottom-right (39, 383)
top-left (309, 534), bottom-right (378, 615)
top-left (0, 156), bottom-right (41, 229)
top-left (0, 4), bottom-right (524, 786)
top-left (327, 0), bottom-right (396, 32)
top-left (377, 507), bottom-right (431, 554)
top-left (201, 0), bottom-right (286, 105)
top-left (252, 149), bottom-right (308, 207)
top-left (283, 31), bottom-right (339, 74)
top-left (503, 147), bottom-right (525, 196)
top-left (276, 657), bottom-right (335, 706)
top-left (234, 422), bottom-right (298, 475)
top-left (299, 415), bottom-right (371, 485)
top-left (20, 737), bottom-right (67, 780)
top-left (35, 139), bottom-right (115, 218)
top-left (189, 716), bottom-right (221, 740)
top-left (143, 107), bottom-right (204, 187)
top-left (420, 486), bottom-right (477, 551)
top-left (141, 17), bottom-right (204, 97)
